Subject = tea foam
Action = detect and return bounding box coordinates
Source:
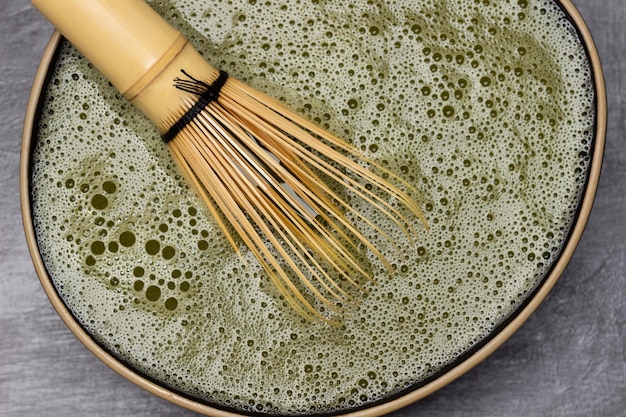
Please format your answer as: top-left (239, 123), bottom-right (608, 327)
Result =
top-left (31, 0), bottom-right (594, 413)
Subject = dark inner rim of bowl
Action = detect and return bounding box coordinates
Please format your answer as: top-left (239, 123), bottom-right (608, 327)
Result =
top-left (27, 1), bottom-right (601, 415)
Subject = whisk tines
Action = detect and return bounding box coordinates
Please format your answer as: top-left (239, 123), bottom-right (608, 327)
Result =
top-left (165, 69), bottom-right (427, 324)
top-left (32, 0), bottom-right (427, 324)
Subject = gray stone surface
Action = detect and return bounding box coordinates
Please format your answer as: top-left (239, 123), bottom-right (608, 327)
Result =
top-left (1, 0), bottom-right (624, 416)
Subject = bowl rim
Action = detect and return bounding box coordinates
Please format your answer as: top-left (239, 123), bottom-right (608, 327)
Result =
top-left (20, 0), bottom-right (606, 415)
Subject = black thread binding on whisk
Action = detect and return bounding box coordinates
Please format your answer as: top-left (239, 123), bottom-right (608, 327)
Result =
top-left (161, 69), bottom-right (229, 143)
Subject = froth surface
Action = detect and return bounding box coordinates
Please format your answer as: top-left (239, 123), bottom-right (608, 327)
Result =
top-left (31, 0), bottom-right (594, 414)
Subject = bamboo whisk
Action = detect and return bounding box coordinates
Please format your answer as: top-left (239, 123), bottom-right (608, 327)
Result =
top-left (33, 0), bottom-right (427, 322)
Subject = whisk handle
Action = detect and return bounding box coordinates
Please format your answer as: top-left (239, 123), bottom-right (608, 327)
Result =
top-left (32, 0), bottom-right (186, 99)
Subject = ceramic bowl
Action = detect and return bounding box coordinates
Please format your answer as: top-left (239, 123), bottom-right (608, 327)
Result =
top-left (21, 0), bottom-right (606, 415)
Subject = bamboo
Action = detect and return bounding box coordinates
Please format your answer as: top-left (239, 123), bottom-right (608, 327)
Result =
top-left (32, 0), bottom-right (426, 321)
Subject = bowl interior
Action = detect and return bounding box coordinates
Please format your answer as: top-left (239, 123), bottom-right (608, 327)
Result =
top-left (21, 0), bottom-right (605, 416)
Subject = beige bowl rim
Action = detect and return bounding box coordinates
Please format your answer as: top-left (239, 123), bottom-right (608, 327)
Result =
top-left (20, 1), bottom-right (607, 415)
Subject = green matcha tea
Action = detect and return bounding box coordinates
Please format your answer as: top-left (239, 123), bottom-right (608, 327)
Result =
top-left (31, 0), bottom-right (595, 414)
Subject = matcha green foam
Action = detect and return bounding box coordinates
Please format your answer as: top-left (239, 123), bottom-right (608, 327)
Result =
top-left (31, 0), bottom-right (595, 414)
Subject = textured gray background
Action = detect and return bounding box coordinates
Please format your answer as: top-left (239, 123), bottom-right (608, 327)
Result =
top-left (1, 0), bottom-right (624, 416)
